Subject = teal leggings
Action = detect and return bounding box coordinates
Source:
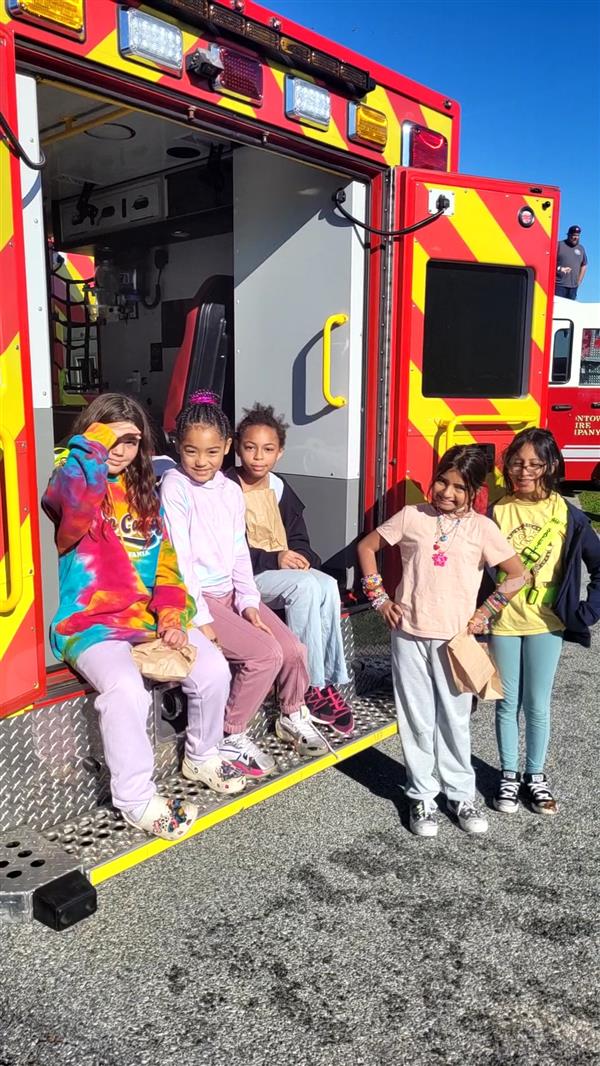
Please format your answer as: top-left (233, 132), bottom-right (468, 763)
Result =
top-left (490, 632), bottom-right (564, 774)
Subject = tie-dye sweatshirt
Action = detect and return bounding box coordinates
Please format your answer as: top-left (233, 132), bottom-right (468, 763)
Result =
top-left (42, 422), bottom-right (195, 666)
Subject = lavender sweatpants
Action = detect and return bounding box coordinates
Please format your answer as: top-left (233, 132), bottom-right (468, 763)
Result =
top-left (76, 628), bottom-right (230, 812)
top-left (204, 592), bottom-right (309, 734)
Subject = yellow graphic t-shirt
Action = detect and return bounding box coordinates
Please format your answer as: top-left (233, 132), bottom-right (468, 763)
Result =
top-left (492, 493), bottom-right (568, 636)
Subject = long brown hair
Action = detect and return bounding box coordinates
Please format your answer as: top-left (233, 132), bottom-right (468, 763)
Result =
top-left (71, 393), bottom-right (160, 537)
top-left (429, 445), bottom-right (489, 508)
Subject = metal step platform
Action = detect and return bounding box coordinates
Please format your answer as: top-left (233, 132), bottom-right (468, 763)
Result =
top-left (0, 613), bottom-right (395, 921)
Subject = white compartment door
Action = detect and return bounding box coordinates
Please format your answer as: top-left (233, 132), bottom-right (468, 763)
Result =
top-left (233, 149), bottom-right (366, 569)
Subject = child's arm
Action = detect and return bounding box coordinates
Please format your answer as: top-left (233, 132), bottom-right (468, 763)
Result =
top-left (357, 530), bottom-right (403, 630)
top-left (232, 492), bottom-right (262, 616)
top-left (285, 507), bottom-right (321, 568)
top-left (42, 423), bottom-right (116, 553)
top-left (467, 553), bottom-right (525, 634)
top-left (574, 520), bottom-right (600, 628)
top-left (160, 479), bottom-right (214, 629)
top-left (149, 522), bottom-right (197, 640)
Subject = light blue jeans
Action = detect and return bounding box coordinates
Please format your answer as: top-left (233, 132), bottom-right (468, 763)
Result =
top-left (490, 632), bottom-right (564, 774)
top-left (254, 568), bottom-right (349, 689)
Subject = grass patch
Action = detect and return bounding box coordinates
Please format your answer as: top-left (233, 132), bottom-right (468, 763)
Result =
top-left (577, 491), bottom-right (600, 529)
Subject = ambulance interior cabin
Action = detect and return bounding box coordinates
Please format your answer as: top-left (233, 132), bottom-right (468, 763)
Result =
top-left (20, 77), bottom-right (367, 661)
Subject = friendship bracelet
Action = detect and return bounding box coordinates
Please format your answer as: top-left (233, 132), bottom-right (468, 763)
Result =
top-left (479, 590), bottom-right (510, 619)
top-left (361, 573), bottom-right (384, 592)
top-left (370, 592), bottom-right (390, 611)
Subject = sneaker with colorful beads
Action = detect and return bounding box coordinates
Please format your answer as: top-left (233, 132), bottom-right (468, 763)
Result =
top-left (122, 795), bottom-right (197, 841)
top-left (305, 685), bottom-right (355, 736)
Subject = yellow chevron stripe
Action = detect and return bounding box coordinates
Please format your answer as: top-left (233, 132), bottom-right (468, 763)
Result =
top-left (439, 187), bottom-right (525, 266)
top-left (532, 279), bottom-right (547, 353)
top-left (0, 141), bottom-right (12, 251)
top-left (524, 195), bottom-right (554, 238)
top-left (215, 94), bottom-right (257, 119)
top-left (86, 26), bottom-right (199, 81)
top-left (268, 66), bottom-right (347, 151)
top-left (489, 396), bottom-right (540, 423)
top-left (0, 335), bottom-right (25, 441)
top-left (411, 240), bottom-right (429, 313)
top-left (0, 515), bottom-right (34, 661)
top-left (419, 105), bottom-right (453, 167)
top-left (364, 85), bottom-right (401, 166)
top-left (408, 362), bottom-right (470, 443)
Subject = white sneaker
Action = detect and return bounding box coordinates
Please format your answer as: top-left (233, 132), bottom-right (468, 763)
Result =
top-left (122, 795), bottom-right (197, 841)
top-left (218, 732), bottom-right (275, 778)
top-left (275, 706), bottom-right (330, 757)
top-left (409, 800), bottom-right (439, 838)
top-left (182, 755), bottom-right (247, 795)
top-left (447, 799), bottom-right (488, 835)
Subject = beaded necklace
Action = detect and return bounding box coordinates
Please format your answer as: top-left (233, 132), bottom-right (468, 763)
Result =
top-left (432, 509), bottom-right (464, 567)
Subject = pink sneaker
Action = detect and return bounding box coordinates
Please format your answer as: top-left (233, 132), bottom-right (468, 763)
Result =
top-left (305, 685), bottom-right (355, 736)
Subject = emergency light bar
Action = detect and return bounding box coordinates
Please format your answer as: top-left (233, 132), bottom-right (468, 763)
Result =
top-left (7, 0), bottom-right (84, 38)
top-left (152, 0), bottom-right (376, 97)
top-left (402, 122), bottom-right (448, 171)
top-left (118, 8), bottom-right (184, 74)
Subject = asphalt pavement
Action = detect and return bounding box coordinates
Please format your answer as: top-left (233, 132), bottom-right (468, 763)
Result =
top-left (1, 631), bottom-right (599, 1066)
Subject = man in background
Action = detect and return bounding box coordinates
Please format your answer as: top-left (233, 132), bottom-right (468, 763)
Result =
top-left (555, 225), bottom-right (588, 300)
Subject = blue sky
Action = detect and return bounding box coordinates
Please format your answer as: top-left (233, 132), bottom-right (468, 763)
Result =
top-left (275, 0), bottom-right (600, 300)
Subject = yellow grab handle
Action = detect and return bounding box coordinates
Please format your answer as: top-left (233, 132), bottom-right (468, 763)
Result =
top-left (438, 414), bottom-right (535, 454)
top-left (0, 425), bottom-right (24, 614)
top-left (322, 313), bottom-right (348, 408)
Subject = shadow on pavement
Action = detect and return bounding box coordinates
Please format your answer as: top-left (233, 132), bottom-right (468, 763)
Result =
top-left (335, 747), bottom-right (411, 830)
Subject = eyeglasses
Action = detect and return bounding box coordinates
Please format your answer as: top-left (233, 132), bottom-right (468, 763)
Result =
top-left (507, 461), bottom-right (545, 473)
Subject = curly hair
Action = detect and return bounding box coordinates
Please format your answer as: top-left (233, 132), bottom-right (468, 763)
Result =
top-left (71, 393), bottom-right (160, 538)
top-left (430, 445), bottom-right (489, 508)
top-left (236, 403), bottom-right (289, 448)
top-left (502, 428), bottom-right (563, 496)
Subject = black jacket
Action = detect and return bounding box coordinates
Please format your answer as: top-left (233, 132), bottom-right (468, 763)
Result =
top-left (226, 469), bottom-right (321, 574)
top-left (483, 499), bottom-right (600, 648)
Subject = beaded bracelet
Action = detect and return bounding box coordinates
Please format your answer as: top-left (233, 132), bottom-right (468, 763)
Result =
top-left (370, 592), bottom-right (390, 611)
top-left (479, 589), bottom-right (510, 619)
top-left (361, 573), bottom-right (384, 593)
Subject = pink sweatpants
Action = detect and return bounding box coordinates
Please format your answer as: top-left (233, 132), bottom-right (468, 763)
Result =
top-left (76, 628), bottom-right (230, 812)
top-left (204, 592), bottom-right (309, 734)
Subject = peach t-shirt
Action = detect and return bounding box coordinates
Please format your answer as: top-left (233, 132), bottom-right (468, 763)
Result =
top-left (377, 504), bottom-right (513, 640)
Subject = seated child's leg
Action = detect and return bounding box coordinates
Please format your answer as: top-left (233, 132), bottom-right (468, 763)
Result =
top-left (205, 592), bottom-right (283, 734)
top-left (305, 569), bottom-right (349, 686)
top-left (182, 628), bottom-right (231, 761)
top-left (255, 569), bottom-right (328, 688)
top-left (76, 640), bottom-right (155, 814)
top-left (256, 602), bottom-right (309, 714)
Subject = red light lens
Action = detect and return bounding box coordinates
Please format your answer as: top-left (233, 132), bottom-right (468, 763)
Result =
top-left (409, 126), bottom-right (448, 171)
top-left (216, 48), bottom-right (263, 104)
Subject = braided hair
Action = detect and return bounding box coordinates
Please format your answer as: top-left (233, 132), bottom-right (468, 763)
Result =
top-left (174, 390), bottom-right (231, 442)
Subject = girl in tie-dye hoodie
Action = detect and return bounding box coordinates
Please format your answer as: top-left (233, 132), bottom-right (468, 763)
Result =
top-left (43, 393), bottom-right (244, 842)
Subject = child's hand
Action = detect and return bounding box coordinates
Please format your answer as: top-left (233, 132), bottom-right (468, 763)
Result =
top-left (159, 627), bottom-right (188, 649)
top-left (467, 611), bottom-right (489, 636)
top-left (106, 421), bottom-right (142, 444)
top-left (278, 550), bottom-right (310, 570)
top-left (378, 600), bottom-right (403, 630)
top-left (242, 607), bottom-right (272, 635)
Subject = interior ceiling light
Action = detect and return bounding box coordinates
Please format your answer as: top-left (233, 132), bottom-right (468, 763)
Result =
top-left (166, 146), bottom-right (202, 159)
top-left (84, 124), bottom-right (136, 141)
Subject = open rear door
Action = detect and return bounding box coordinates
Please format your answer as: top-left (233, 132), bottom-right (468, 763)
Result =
top-left (0, 28), bottom-right (46, 714)
top-left (387, 168), bottom-right (559, 513)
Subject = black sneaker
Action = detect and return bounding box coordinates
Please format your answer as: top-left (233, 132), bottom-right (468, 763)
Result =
top-left (493, 771), bottom-right (521, 814)
top-left (523, 773), bottom-right (558, 816)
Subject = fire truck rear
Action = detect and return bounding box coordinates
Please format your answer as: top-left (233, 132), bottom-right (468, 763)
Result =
top-left (0, 0), bottom-right (558, 923)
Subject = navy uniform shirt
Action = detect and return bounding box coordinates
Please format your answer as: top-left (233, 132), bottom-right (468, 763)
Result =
top-left (556, 240), bottom-right (587, 289)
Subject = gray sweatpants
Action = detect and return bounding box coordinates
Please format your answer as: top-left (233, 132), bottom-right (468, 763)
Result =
top-left (391, 630), bottom-right (475, 805)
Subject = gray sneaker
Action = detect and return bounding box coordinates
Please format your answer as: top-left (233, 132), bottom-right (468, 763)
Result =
top-left (409, 800), bottom-right (439, 838)
top-left (447, 799), bottom-right (488, 835)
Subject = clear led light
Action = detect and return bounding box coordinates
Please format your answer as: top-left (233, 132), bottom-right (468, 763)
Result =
top-left (285, 76), bottom-right (331, 130)
top-left (118, 9), bottom-right (183, 74)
